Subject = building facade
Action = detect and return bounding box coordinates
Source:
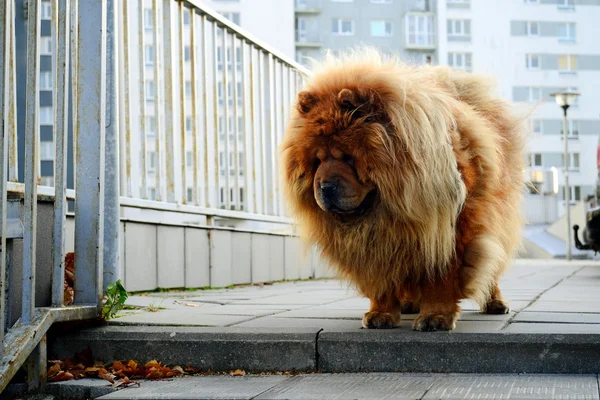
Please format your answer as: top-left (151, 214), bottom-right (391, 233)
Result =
top-left (295, 0), bottom-right (600, 220)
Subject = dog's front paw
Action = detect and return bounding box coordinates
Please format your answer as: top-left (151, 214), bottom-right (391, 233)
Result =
top-left (413, 313), bottom-right (457, 332)
top-left (482, 299), bottom-right (510, 314)
top-left (362, 311), bottom-right (400, 329)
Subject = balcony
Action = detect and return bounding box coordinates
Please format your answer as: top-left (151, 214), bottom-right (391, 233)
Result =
top-left (295, 0), bottom-right (322, 14)
top-left (404, 12), bottom-right (436, 50)
top-left (296, 31), bottom-right (322, 48)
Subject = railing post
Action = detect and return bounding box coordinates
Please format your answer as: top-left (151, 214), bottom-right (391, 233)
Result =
top-left (103, 0), bottom-right (120, 292)
top-left (74, 0), bottom-right (106, 307)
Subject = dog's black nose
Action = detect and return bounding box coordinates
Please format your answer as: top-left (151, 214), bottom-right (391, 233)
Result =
top-left (320, 182), bottom-right (338, 198)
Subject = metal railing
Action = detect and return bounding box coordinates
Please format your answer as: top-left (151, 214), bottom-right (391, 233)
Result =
top-left (118, 0), bottom-right (309, 220)
top-left (1, 0), bottom-right (310, 392)
top-left (1, 0), bottom-right (111, 391)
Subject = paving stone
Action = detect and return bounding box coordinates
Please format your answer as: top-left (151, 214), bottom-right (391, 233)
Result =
top-left (514, 312), bottom-right (600, 324)
top-left (422, 374), bottom-right (600, 400)
top-left (255, 373), bottom-right (435, 400)
top-left (231, 316), bottom-right (363, 330)
top-left (110, 308), bottom-right (256, 327)
top-left (96, 376), bottom-right (287, 400)
top-left (228, 293), bottom-right (351, 305)
top-left (46, 379), bottom-right (116, 399)
top-left (48, 326), bottom-right (319, 372)
top-left (524, 301), bottom-right (600, 313)
top-left (503, 323), bottom-right (600, 334)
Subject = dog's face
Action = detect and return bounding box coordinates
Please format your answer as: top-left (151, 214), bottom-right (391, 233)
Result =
top-left (283, 85), bottom-right (395, 218)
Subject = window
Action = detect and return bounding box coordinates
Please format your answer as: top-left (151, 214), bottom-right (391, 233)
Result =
top-left (532, 119), bottom-right (543, 134)
top-left (184, 46), bottom-right (191, 62)
top-left (406, 14), bottom-right (435, 47)
top-left (40, 71), bottom-right (53, 90)
top-left (297, 17), bottom-right (308, 42)
top-left (447, 19), bottom-right (471, 38)
top-left (557, 0), bottom-right (575, 9)
top-left (448, 0), bottom-right (470, 4)
top-left (228, 82), bottom-right (234, 106)
top-left (217, 47), bottom-right (223, 71)
top-left (371, 0), bottom-right (392, 3)
top-left (238, 152), bottom-right (244, 171)
top-left (218, 82), bottom-right (224, 105)
top-left (40, 37), bottom-right (53, 55)
top-left (527, 153), bottom-right (543, 167)
top-left (219, 12), bottom-right (240, 25)
top-left (371, 20), bottom-right (393, 37)
top-left (557, 23), bottom-right (575, 41)
top-left (146, 116), bottom-right (156, 136)
top-left (563, 186), bottom-right (581, 202)
top-left (526, 22), bottom-right (539, 36)
top-left (40, 176), bottom-right (54, 187)
top-left (219, 152), bottom-right (225, 170)
top-left (39, 106), bottom-right (53, 125)
top-left (147, 151), bottom-right (157, 171)
top-left (562, 152), bottom-right (580, 170)
top-left (218, 116), bottom-right (225, 135)
top-left (145, 45), bottom-right (155, 66)
top-left (560, 86), bottom-right (579, 106)
top-left (447, 53), bottom-right (472, 72)
top-left (528, 87), bottom-right (542, 103)
top-left (185, 81), bottom-right (192, 98)
top-left (144, 9), bottom-right (153, 31)
top-left (146, 80), bottom-right (155, 102)
top-left (183, 10), bottom-right (191, 26)
top-left (41, 1), bottom-right (52, 20)
top-left (526, 54), bottom-right (540, 70)
top-left (187, 188), bottom-right (193, 202)
top-left (186, 151), bottom-right (193, 167)
top-left (237, 82), bottom-right (243, 105)
top-left (332, 18), bottom-right (354, 35)
top-left (331, 0), bottom-right (353, 2)
top-left (237, 116), bottom-right (244, 133)
top-left (524, 0), bottom-right (538, 3)
top-left (235, 47), bottom-right (242, 70)
top-left (239, 188), bottom-right (244, 204)
top-left (185, 116), bottom-right (192, 132)
top-left (40, 141), bottom-right (54, 161)
top-left (558, 55), bottom-right (577, 73)
top-left (563, 120), bottom-right (579, 138)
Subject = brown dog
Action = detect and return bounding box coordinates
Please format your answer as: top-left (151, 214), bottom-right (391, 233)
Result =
top-left (280, 48), bottom-right (526, 331)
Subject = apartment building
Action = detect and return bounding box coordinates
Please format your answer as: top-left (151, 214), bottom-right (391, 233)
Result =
top-left (295, 0), bottom-right (600, 220)
top-left (295, 0), bottom-right (437, 66)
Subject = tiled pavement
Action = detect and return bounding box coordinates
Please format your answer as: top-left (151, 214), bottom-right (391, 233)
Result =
top-left (114, 259), bottom-right (600, 334)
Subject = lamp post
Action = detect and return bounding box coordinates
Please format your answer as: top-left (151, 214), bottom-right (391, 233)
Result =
top-left (550, 90), bottom-right (581, 261)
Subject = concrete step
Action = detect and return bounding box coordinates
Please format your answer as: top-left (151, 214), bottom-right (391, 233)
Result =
top-left (48, 325), bottom-right (600, 375)
top-left (45, 373), bottom-right (600, 400)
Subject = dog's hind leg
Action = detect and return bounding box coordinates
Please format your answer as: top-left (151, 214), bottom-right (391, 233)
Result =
top-left (481, 283), bottom-right (510, 314)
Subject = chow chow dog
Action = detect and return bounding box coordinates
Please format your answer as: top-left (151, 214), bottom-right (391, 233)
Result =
top-left (280, 47), bottom-right (525, 331)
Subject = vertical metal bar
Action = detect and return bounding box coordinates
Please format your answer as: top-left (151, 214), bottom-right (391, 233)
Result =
top-left (22, 0), bottom-right (41, 324)
top-left (119, 0), bottom-right (132, 197)
top-left (159, 0), bottom-right (175, 203)
top-left (103, 0), bottom-right (120, 291)
top-left (26, 335), bottom-right (47, 391)
top-left (137, 0), bottom-right (147, 198)
top-left (268, 56), bottom-right (278, 216)
top-left (258, 51), bottom-right (267, 214)
top-left (0, 0), bottom-right (12, 352)
top-left (241, 42), bottom-right (253, 213)
top-left (178, 2), bottom-right (187, 203)
top-left (222, 29), bottom-right (230, 209)
top-left (7, 0), bottom-right (17, 183)
top-left (212, 23), bottom-right (220, 208)
top-left (201, 15), bottom-right (212, 207)
top-left (190, 10), bottom-right (200, 205)
top-left (52, 0), bottom-right (70, 306)
top-left (74, 0), bottom-right (106, 306)
top-left (70, 0), bottom-right (78, 191)
top-left (232, 36), bottom-right (240, 210)
top-left (251, 47), bottom-right (260, 213)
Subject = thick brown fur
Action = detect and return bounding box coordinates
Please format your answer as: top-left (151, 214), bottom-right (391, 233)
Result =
top-left (280, 47), bottom-right (526, 331)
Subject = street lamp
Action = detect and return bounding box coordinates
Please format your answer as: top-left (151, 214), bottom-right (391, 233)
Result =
top-left (550, 90), bottom-right (581, 261)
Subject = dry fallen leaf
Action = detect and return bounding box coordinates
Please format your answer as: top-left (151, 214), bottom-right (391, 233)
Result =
top-left (46, 363), bottom-right (62, 378)
top-left (173, 300), bottom-right (200, 307)
top-left (49, 371), bottom-right (74, 382)
top-left (229, 369), bottom-right (246, 377)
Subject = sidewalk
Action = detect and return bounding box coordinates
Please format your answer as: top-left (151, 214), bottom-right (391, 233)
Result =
top-left (47, 259), bottom-right (600, 377)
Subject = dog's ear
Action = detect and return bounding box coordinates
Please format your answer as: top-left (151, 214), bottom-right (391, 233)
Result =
top-left (297, 91), bottom-right (318, 114)
top-left (337, 88), bottom-right (389, 123)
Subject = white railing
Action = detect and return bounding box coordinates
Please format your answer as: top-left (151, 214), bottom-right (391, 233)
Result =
top-left (117, 0), bottom-right (309, 221)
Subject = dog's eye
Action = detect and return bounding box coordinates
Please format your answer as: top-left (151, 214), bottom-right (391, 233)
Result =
top-left (343, 155), bottom-right (355, 166)
top-left (313, 158), bottom-right (321, 169)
